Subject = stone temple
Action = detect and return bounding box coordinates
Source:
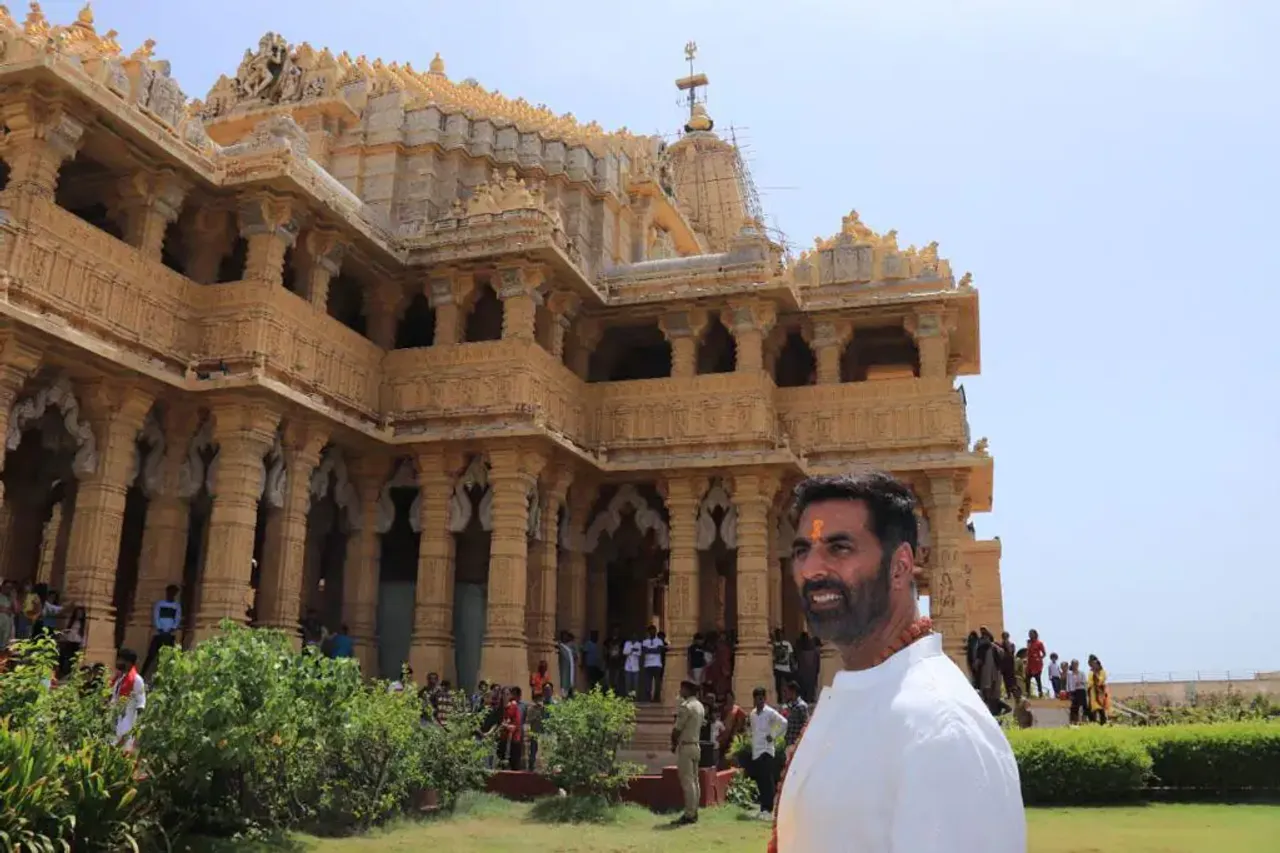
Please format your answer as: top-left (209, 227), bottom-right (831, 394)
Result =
top-left (0, 5), bottom-right (1002, 700)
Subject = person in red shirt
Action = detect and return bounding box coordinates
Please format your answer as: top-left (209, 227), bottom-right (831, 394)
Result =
top-left (502, 686), bottom-right (525, 770)
top-left (530, 660), bottom-right (549, 698)
top-left (1025, 629), bottom-right (1046, 698)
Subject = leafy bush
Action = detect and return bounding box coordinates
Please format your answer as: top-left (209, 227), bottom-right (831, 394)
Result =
top-left (1140, 723), bottom-right (1280, 792)
top-left (539, 688), bottom-right (642, 801)
top-left (0, 637), bottom-right (116, 750)
top-left (728, 731), bottom-right (787, 775)
top-left (1008, 729), bottom-right (1152, 805)
top-left (413, 695), bottom-right (493, 811)
top-left (1118, 692), bottom-right (1279, 726)
top-left (527, 794), bottom-right (619, 825)
top-left (725, 769), bottom-right (759, 809)
top-left (0, 723), bottom-right (74, 853)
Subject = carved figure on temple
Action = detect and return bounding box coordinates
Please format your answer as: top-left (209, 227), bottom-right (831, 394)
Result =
top-left (236, 32), bottom-right (293, 103)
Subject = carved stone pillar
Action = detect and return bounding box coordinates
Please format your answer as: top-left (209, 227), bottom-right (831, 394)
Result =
top-left (529, 470), bottom-right (572, 675)
top-left (659, 309), bottom-right (708, 379)
top-left (410, 451), bottom-right (456, 682)
top-left (732, 471), bottom-right (778, 703)
top-left (182, 208), bottom-right (236, 284)
top-left (193, 402), bottom-right (279, 641)
top-left (0, 333), bottom-right (43, 507)
top-left (569, 318), bottom-right (602, 379)
top-left (238, 193), bottom-right (302, 288)
top-left (255, 423), bottom-right (328, 640)
top-left (366, 280), bottom-right (405, 349)
top-left (344, 459), bottom-right (383, 675)
top-left (0, 101), bottom-right (84, 202)
top-left (562, 484), bottom-right (594, 651)
top-left (62, 383), bottom-right (156, 664)
top-left (116, 169), bottom-right (188, 260)
top-left (905, 311), bottom-right (956, 380)
top-left (810, 320), bottom-right (853, 385)
top-left (301, 229), bottom-right (345, 309)
top-left (767, 507), bottom-right (783, 631)
top-left (430, 272), bottom-right (473, 346)
top-left (927, 473), bottom-right (970, 666)
top-left (661, 475), bottom-right (703, 707)
top-left (546, 292), bottom-right (581, 360)
top-left (723, 301), bottom-right (777, 374)
top-left (497, 266), bottom-right (545, 341)
top-left (482, 446), bottom-right (545, 688)
top-left (123, 407), bottom-right (201, 654)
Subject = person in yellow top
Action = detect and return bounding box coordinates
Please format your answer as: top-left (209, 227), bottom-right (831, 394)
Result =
top-left (670, 679), bottom-right (706, 827)
top-left (1087, 656), bottom-right (1110, 724)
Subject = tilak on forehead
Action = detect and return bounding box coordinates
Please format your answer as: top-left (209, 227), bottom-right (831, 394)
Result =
top-left (809, 518), bottom-right (824, 541)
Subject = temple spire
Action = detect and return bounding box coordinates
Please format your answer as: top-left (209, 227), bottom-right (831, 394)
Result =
top-left (675, 40), bottom-right (713, 133)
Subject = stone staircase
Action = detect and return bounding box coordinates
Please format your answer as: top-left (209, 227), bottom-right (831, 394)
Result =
top-left (620, 702), bottom-right (678, 774)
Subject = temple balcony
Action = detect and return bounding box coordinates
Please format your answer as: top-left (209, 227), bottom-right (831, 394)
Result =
top-left (382, 339), bottom-right (593, 445)
top-left (776, 378), bottom-right (971, 460)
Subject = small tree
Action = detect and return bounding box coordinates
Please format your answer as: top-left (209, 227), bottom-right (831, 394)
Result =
top-left (539, 687), bottom-right (642, 802)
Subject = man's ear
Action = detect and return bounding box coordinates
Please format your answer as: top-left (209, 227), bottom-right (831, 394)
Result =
top-left (891, 541), bottom-right (915, 589)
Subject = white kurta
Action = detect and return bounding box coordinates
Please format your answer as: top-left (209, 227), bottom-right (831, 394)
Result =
top-left (112, 672), bottom-right (147, 748)
top-left (776, 634), bottom-right (1025, 853)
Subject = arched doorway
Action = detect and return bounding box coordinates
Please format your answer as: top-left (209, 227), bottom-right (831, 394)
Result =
top-left (448, 456), bottom-right (493, 691)
top-left (374, 457), bottom-right (420, 680)
top-left (584, 484), bottom-right (670, 640)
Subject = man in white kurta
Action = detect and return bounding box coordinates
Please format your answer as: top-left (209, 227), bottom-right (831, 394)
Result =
top-left (775, 633), bottom-right (1023, 851)
top-left (775, 472), bottom-right (1025, 853)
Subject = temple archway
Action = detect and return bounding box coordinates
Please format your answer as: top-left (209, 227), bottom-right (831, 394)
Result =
top-left (303, 445), bottom-right (360, 631)
top-left (585, 484), bottom-right (670, 641)
top-left (374, 457), bottom-right (420, 679)
top-left (0, 374), bottom-right (95, 591)
top-left (448, 455), bottom-right (492, 690)
top-left (696, 479), bottom-right (738, 634)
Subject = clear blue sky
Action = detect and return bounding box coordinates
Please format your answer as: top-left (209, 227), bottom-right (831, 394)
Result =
top-left (81, 0), bottom-right (1278, 679)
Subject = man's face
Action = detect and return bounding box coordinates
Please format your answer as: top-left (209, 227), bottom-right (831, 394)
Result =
top-left (791, 499), bottom-right (903, 647)
top-left (115, 657), bottom-right (128, 672)
top-left (753, 692), bottom-right (766, 710)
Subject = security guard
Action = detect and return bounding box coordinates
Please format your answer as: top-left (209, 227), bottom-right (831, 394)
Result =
top-left (671, 678), bottom-right (706, 826)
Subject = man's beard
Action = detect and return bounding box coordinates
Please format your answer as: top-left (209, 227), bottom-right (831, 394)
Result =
top-left (799, 554), bottom-right (893, 647)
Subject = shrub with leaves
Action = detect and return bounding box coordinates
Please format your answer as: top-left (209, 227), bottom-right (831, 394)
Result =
top-left (539, 688), bottom-right (642, 801)
top-left (414, 694), bottom-right (493, 810)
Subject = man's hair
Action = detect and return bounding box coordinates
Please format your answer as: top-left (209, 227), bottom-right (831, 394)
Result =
top-left (118, 648), bottom-right (138, 665)
top-left (511, 686), bottom-right (522, 698)
top-left (752, 687), bottom-right (767, 699)
top-left (792, 472), bottom-right (919, 555)
top-left (785, 679), bottom-right (802, 695)
top-left (165, 584), bottom-right (179, 596)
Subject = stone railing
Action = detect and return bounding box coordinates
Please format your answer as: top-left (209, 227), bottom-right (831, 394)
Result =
top-left (0, 195), bottom-right (197, 372)
top-left (775, 379), bottom-right (969, 455)
top-left (188, 281), bottom-right (383, 418)
top-left (593, 371), bottom-right (778, 452)
top-left (382, 339), bottom-right (593, 444)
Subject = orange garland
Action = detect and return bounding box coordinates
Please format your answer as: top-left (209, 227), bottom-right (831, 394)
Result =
top-left (766, 617), bottom-right (934, 853)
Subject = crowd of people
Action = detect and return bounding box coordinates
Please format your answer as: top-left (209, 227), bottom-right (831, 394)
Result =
top-left (965, 626), bottom-right (1112, 725)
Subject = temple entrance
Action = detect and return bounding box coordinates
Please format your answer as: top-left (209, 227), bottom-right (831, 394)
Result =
top-left (450, 456), bottom-right (492, 692)
top-left (585, 484), bottom-right (670, 640)
top-left (375, 458), bottom-right (418, 680)
top-left (695, 479), bottom-right (738, 634)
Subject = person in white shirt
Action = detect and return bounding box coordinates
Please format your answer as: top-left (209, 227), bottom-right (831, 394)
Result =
top-left (110, 647), bottom-right (146, 751)
top-left (142, 584), bottom-right (182, 678)
top-left (773, 472), bottom-right (1025, 853)
top-left (1046, 652), bottom-right (1063, 697)
top-left (747, 686), bottom-right (788, 819)
top-left (641, 625), bottom-right (665, 702)
top-left (622, 633), bottom-right (643, 698)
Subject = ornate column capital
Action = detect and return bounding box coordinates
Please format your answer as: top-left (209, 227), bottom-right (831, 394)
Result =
top-left (210, 399), bottom-right (281, 452)
top-left (658, 475), bottom-right (708, 515)
top-left (721, 300), bottom-right (778, 336)
top-left (658, 308), bottom-right (709, 341)
top-left (496, 264), bottom-right (547, 300)
top-left (806, 318), bottom-right (854, 350)
top-left (237, 192), bottom-right (304, 245)
top-left (0, 331), bottom-right (43, 395)
top-left (0, 99), bottom-right (86, 159)
top-left (304, 227), bottom-right (347, 277)
top-left (546, 290), bottom-right (581, 322)
top-left (489, 445), bottom-right (547, 488)
top-left (731, 470), bottom-right (782, 508)
top-left (903, 309), bottom-right (958, 342)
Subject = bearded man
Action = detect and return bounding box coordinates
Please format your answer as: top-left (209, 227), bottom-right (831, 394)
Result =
top-left (772, 472), bottom-right (1024, 853)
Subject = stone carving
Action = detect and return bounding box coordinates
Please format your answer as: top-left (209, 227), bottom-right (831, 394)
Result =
top-left (131, 408), bottom-right (166, 497)
top-left (462, 168), bottom-right (564, 231)
top-left (375, 458), bottom-right (421, 534)
top-left (695, 479), bottom-right (738, 550)
top-left (260, 431), bottom-right (287, 509)
top-left (790, 210), bottom-right (953, 286)
top-left (448, 455), bottom-right (493, 533)
top-left (177, 417), bottom-right (216, 499)
top-left (310, 446), bottom-right (361, 531)
top-left (527, 483), bottom-right (542, 540)
top-left (6, 376), bottom-right (98, 476)
top-left (585, 485), bottom-right (669, 553)
top-left (221, 115), bottom-right (311, 160)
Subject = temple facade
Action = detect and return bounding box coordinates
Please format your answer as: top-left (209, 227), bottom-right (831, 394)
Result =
top-left (0, 6), bottom-right (1002, 699)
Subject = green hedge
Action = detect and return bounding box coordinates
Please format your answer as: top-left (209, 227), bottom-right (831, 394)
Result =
top-left (1007, 723), bottom-right (1280, 804)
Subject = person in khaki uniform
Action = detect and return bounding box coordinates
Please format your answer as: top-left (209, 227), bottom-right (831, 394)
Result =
top-left (670, 679), bottom-right (706, 826)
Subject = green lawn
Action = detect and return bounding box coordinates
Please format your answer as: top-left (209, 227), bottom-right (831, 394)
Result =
top-left (182, 796), bottom-right (1280, 853)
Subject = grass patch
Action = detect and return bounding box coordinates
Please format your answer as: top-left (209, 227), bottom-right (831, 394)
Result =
top-left (527, 794), bottom-right (624, 825)
top-left (183, 800), bottom-right (1280, 852)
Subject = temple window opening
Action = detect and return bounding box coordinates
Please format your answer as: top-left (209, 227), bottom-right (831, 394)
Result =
top-left (395, 292), bottom-right (437, 349)
top-left (217, 237), bottom-right (249, 283)
top-left (588, 323), bottom-right (672, 382)
top-left (696, 314), bottom-right (737, 375)
top-left (841, 324), bottom-right (921, 382)
top-left (464, 281), bottom-right (504, 343)
top-left (327, 273), bottom-right (368, 337)
top-left (54, 153), bottom-right (125, 241)
top-left (774, 330), bottom-right (817, 387)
